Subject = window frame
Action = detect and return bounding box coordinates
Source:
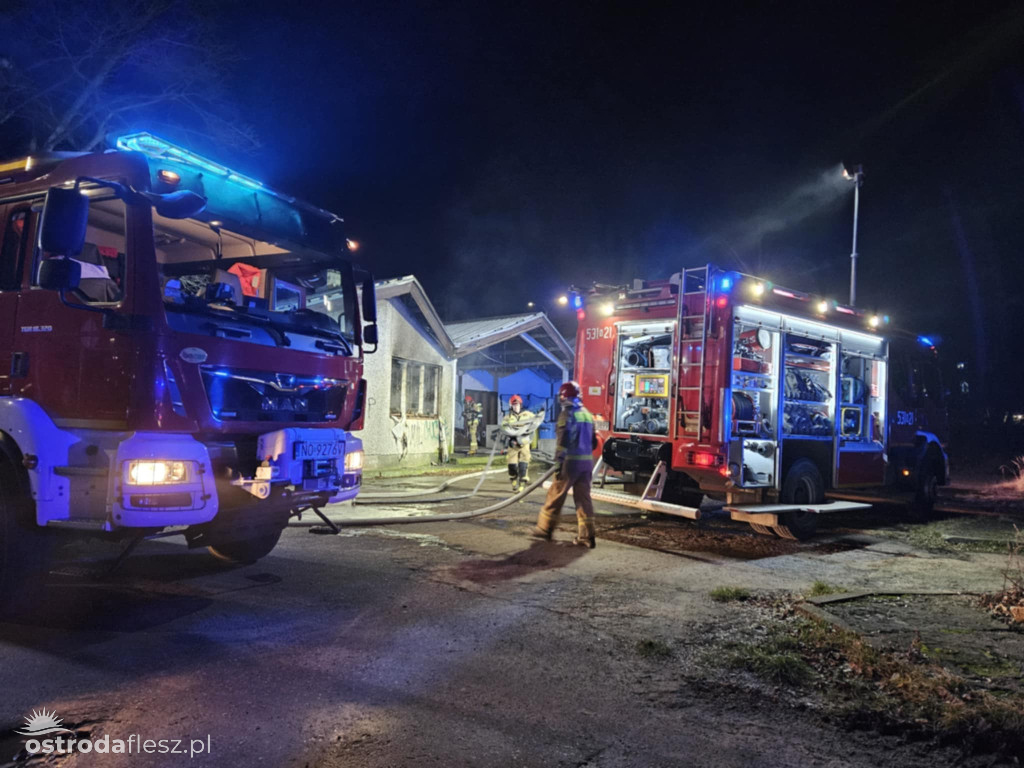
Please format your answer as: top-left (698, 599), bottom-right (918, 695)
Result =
top-left (30, 195), bottom-right (128, 308)
top-left (0, 206), bottom-right (31, 291)
top-left (390, 357), bottom-right (442, 418)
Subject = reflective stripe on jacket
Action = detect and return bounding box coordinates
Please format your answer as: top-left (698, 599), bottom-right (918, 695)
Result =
top-left (556, 400), bottom-right (597, 472)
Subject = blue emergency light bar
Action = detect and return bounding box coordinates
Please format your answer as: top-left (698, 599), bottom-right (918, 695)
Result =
top-left (114, 132), bottom-right (342, 222)
top-left (113, 132), bottom-right (347, 254)
top-left (116, 132), bottom-right (268, 188)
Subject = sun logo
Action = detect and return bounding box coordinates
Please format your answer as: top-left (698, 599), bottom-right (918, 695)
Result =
top-left (16, 708), bottom-right (74, 736)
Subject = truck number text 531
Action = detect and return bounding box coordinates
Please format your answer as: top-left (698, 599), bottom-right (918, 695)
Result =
top-left (584, 327), bottom-right (614, 341)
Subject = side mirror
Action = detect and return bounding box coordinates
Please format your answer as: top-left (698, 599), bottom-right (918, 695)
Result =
top-left (39, 187), bottom-right (89, 256)
top-left (361, 276), bottom-right (377, 322)
top-left (142, 190), bottom-right (207, 220)
top-left (362, 322), bottom-right (379, 354)
top-left (38, 258), bottom-right (81, 291)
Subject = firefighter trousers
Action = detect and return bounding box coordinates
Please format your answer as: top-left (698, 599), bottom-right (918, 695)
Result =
top-left (507, 443), bottom-right (531, 488)
top-left (536, 467), bottom-right (595, 540)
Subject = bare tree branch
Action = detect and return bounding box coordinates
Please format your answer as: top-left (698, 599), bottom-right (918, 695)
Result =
top-left (2, 0), bottom-right (259, 154)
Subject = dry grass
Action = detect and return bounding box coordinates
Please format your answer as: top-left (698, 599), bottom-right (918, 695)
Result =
top-left (979, 525), bottom-right (1024, 625)
top-left (720, 615), bottom-right (1024, 756)
top-left (709, 586), bottom-right (751, 603)
top-left (804, 618), bottom-right (1023, 755)
top-left (808, 580), bottom-right (846, 597)
top-left (996, 455), bottom-right (1024, 495)
top-left (636, 638), bottom-right (673, 659)
top-left (723, 630), bottom-right (813, 686)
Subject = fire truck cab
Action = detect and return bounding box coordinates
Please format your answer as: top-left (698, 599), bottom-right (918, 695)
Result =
top-left (575, 265), bottom-right (949, 539)
top-left (0, 133), bottom-right (376, 604)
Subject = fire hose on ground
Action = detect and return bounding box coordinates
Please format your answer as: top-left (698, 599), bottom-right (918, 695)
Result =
top-left (353, 424), bottom-right (512, 504)
top-left (289, 465), bottom-right (559, 532)
top-left (289, 412), bottom-right (558, 531)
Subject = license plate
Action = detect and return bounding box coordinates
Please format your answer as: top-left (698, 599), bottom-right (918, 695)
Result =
top-left (293, 441), bottom-right (343, 460)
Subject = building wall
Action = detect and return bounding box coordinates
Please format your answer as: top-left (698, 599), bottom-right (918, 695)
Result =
top-left (357, 300), bottom-right (457, 470)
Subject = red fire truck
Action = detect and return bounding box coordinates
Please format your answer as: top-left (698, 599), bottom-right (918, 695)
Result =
top-left (573, 265), bottom-right (949, 539)
top-left (0, 133), bottom-right (376, 600)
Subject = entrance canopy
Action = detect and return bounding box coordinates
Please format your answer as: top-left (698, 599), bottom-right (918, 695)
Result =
top-left (445, 313), bottom-right (573, 378)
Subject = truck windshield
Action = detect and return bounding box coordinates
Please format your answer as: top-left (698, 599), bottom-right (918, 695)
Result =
top-left (154, 212), bottom-right (357, 353)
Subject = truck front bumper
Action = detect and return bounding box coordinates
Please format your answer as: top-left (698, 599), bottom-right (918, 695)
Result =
top-left (111, 428), bottom-right (362, 528)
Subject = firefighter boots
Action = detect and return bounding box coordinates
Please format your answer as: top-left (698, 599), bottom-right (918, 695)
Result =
top-left (528, 526), bottom-right (552, 541)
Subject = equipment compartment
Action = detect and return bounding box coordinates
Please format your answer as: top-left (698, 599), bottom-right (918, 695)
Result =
top-left (730, 321), bottom-right (780, 487)
top-left (782, 335), bottom-right (835, 438)
top-left (613, 322), bottom-right (675, 436)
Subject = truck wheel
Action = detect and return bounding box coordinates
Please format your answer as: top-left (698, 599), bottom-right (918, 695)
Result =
top-left (906, 464), bottom-right (939, 522)
top-left (750, 523), bottom-right (776, 536)
top-left (208, 529), bottom-right (283, 565)
top-left (773, 459), bottom-right (823, 540)
top-left (0, 459), bottom-right (51, 616)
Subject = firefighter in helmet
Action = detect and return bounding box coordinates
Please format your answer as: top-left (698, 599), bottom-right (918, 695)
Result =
top-left (529, 381), bottom-right (599, 548)
top-left (463, 394), bottom-right (483, 455)
top-left (501, 394), bottom-right (535, 492)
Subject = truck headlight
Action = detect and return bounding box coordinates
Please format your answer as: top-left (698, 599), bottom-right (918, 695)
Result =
top-left (344, 450), bottom-right (364, 472)
top-left (125, 460), bottom-right (191, 485)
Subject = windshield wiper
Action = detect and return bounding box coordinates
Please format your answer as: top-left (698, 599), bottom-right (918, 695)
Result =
top-left (168, 299), bottom-right (350, 354)
top-left (170, 302), bottom-right (292, 347)
top-left (315, 338), bottom-right (350, 355)
top-left (198, 322), bottom-right (252, 340)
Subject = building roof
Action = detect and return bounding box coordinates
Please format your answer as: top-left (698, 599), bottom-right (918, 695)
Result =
top-left (445, 313), bottom-right (574, 362)
top-left (372, 277), bottom-right (573, 371)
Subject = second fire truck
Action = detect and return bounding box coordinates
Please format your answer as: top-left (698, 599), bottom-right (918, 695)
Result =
top-left (573, 266), bottom-right (949, 539)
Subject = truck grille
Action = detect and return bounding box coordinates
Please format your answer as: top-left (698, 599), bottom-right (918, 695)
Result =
top-left (201, 367), bottom-right (347, 423)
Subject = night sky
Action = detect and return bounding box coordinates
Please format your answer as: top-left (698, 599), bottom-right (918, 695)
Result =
top-left (8, 1), bottom-right (1024, 407)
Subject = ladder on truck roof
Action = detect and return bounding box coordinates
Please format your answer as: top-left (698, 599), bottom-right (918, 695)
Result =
top-left (675, 266), bottom-right (710, 441)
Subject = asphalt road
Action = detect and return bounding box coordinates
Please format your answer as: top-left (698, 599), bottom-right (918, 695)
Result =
top-left (0, 474), bottom-right (1011, 767)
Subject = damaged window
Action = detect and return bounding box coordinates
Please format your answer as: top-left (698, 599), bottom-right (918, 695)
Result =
top-left (391, 358), bottom-right (441, 417)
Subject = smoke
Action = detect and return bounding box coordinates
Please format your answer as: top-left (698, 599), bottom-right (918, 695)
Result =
top-left (715, 163), bottom-right (853, 258)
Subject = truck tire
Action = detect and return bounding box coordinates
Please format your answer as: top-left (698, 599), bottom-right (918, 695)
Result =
top-left (906, 460), bottom-right (940, 522)
top-left (0, 459), bottom-right (51, 616)
top-left (773, 459), bottom-right (823, 540)
top-left (207, 529), bottom-right (283, 565)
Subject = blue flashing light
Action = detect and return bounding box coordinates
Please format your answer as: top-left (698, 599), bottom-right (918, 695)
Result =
top-left (719, 276), bottom-right (733, 292)
top-left (227, 173), bottom-right (263, 191)
top-left (114, 131), bottom-right (345, 247)
top-left (571, 294), bottom-right (583, 310)
top-left (116, 132), bottom-right (269, 195)
top-left (918, 336), bottom-right (933, 347)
